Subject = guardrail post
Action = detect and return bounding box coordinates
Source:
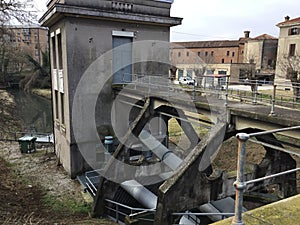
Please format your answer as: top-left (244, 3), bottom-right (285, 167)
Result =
top-left (232, 133), bottom-right (249, 225)
top-left (148, 76), bottom-right (151, 96)
top-left (225, 76), bottom-right (229, 108)
top-left (269, 84), bottom-right (277, 116)
top-left (252, 80), bottom-right (258, 105)
top-left (192, 79), bottom-right (196, 101)
top-left (168, 79), bottom-right (171, 99)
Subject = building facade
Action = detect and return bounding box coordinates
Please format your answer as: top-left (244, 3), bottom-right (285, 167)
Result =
top-left (39, 0), bottom-right (181, 178)
top-left (275, 16), bottom-right (300, 84)
top-left (244, 34), bottom-right (278, 81)
top-left (170, 31), bottom-right (255, 83)
top-left (1, 25), bottom-right (48, 72)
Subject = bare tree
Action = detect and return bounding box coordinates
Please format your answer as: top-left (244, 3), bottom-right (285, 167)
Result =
top-left (278, 55), bottom-right (300, 100)
top-left (0, 0), bottom-right (36, 27)
top-left (0, 0), bottom-right (37, 85)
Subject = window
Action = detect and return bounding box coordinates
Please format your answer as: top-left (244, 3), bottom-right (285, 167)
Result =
top-left (55, 91), bottom-right (59, 119)
top-left (186, 51), bottom-right (189, 57)
top-left (51, 35), bottom-right (57, 68)
top-left (232, 52), bottom-right (235, 57)
top-left (211, 51), bottom-right (214, 56)
top-left (178, 69), bottom-right (184, 79)
top-left (230, 59), bottom-right (233, 63)
top-left (205, 51), bottom-right (208, 56)
top-left (222, 58), bottom-right (225, 63)
top-left (61, 93), bottom-right (65, 125)
top-left (178, 52), bottom-right (181, 57)
top-left (198, 52), bottom-right (201, 57)
top-left (227, 51), bottom-right (230, 56)
top-left (57, 33), bottom-right (63, 69)
top-left (187, 69), bottom-right (193, 78)
top-left (289, 28), bottom-right (299, 35)
top-left (289, 44), bottom-right (296, 56)
top-left (23, 28), bottom-right (30, 35)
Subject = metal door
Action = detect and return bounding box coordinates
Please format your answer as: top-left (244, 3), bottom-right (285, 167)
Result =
top-left (112, 36), bottom-right (132, 84)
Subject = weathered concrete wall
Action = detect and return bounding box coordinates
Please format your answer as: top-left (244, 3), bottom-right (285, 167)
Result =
top-left (43, 0), bottom-right (180, 177)
top-left (47, 0), bottom-right (172, 17)
top-left (275, 19), bottom-right (300, 82)
top-left (154, 123), bottom-right (227, 224)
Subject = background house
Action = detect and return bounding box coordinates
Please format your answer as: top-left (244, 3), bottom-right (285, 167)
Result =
top-left (244, 34), bottom-right (278, 82)
top-left (275, 16), bottom-right (300, 86)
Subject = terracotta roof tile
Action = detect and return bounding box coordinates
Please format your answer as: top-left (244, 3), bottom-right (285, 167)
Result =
top-left (253, 34), bottom-right (277, 40)
top-left (277, 17), bottom-right (300, 26)
top-left (171, 40), bottom-right (240, 49)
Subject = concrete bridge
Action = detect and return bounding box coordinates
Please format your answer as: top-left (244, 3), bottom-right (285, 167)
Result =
top-left (88, 79), bottom-right (300, 225)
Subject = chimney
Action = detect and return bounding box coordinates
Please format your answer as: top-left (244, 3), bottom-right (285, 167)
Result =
top-left (285, 15), bottom-right (290, 21)
top-left (244, 31), bottom-right (250, 38)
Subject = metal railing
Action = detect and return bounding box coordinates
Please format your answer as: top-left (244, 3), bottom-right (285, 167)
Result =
top-left (232, 125), bottom-right (300, 225)
top-left (117, 74), bottom-right (300, 114)
top-left (85, 169), bottom-right (103, 197)
top-left (172, 212), bottom-right (233, 225)
top-left (0, 130), bottom-right (53, 143)
top-left (105, 199), bottom-right (155, 223)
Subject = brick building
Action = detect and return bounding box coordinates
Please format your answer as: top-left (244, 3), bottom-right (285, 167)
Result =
top-left (170, 31), bottom-right (253, 83)
top-left (171, 31), bottom-right (278, 84)
top-left (2, 25), bottom-right (48, 65)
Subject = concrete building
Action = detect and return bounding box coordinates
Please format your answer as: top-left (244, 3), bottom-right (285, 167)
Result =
top-left (244, 34), bottom-right (278, 81)
top-left (275, 16), bottom-right (300, 84)
top-left (39, 0), bottom-right (181, 178)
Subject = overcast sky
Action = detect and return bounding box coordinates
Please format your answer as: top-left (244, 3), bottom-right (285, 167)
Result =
top-left (170, 0), bottom-right (300, 41)
top-left (34, 0), bottom-right (300, 42)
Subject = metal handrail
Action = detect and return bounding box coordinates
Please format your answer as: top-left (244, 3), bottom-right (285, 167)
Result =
top-left (232, 125), bottom-right (300, 225)
top-left (172, 212), bottom-right (235, 216)
top-left (105, 199), bottom-right (156, 213)
top-left (104, 199), bottom-right (156, 223)
top-left (85, 169), bottom-right (104, 196)
top-left (119, 74), bottom-right (300, 112)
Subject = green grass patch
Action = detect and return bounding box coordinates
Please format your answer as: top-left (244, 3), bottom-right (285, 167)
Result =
top-left (42, 194), bottom-right (91, 214)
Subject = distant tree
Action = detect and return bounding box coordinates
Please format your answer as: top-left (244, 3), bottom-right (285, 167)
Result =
top-left (0, 0), bottom-right (36, 28)
top-left (0, 0), bottom-right (38, 85)
top-left (20, 51), bottom-right (50, 91)
top-left (278, 55), bottom-right (300, 101)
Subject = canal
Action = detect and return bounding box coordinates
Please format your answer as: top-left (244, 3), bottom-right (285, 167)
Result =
top-left (10, 90), bottom-right (53, 134)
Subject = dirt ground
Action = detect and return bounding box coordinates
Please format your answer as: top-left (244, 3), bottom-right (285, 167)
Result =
top-left (0, 90), bottom-right (116, 225)
top-left (0, 142), bottom-right (117, 225)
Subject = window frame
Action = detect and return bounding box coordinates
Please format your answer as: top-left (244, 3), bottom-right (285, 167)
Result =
top-left (289, 44), bottom-right (296, 57)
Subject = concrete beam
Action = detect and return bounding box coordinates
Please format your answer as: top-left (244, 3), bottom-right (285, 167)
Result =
top-left (40, 4), bottom-right (182, 27)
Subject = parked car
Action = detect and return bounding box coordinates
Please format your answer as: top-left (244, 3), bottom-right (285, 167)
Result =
top-left (179, 77), bottom-right (196, 85)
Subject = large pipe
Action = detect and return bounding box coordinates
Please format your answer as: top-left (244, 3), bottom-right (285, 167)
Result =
top-left (120, 131), bottom-right (199, 224)
top-left (139, 130), bottom-right (183, 170)
top-left (120, 130), bottom-right (183, 210)
top-left (121, 180), bottom-right (157, 209)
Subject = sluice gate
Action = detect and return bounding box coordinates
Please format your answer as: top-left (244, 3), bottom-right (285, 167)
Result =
top-left (78, 93), bottom-right (299, 225)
